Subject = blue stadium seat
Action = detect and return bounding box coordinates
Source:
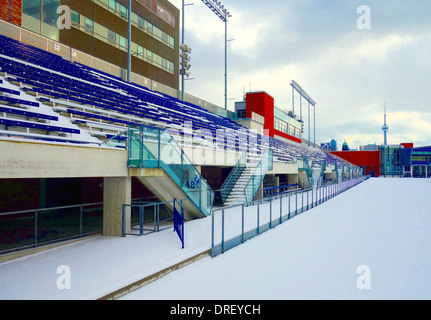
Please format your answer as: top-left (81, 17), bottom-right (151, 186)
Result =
top-left (0, 118), bottom-right (79, 134)
top-left (0, 106), bottom-right (58, 121)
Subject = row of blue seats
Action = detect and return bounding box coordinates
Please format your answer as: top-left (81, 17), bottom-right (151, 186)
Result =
top-left (0, 105), bottom-right (58, 121)
top-left (0, 117), bottom-right (79, 134)
top-left (0, 95), bottom-right (39, 108)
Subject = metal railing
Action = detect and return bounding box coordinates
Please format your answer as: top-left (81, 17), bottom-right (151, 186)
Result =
top-left (218, 152), bottom-right (246, 204)
top-left (122, 198), bottom-right (188, 249)
top-left (211, 175), bottom-right (370, 257)
top-left (0, 202), bottom-right (103, 255)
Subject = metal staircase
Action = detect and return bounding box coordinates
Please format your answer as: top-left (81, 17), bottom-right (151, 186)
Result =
top-left (221, 149), bottom-right (273, 206)
top-left (224, 159), bottom-right (259, 206)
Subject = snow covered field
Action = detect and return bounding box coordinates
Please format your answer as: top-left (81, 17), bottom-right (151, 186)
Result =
top-left (122, 178), bottom-right (431, 300)
top-left (1, 178), bottom-right (430, 300)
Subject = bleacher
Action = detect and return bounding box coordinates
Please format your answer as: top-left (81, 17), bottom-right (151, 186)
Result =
top-left (0, 34), bottom-right (353, 170)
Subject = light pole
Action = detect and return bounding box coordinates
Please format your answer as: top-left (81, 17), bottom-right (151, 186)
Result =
top-left (180, 1), bottom-right (193, 101)
top-left (127, 0), bottom-right (131, 82)
top-left (201, 0), bottom-right (232, 110)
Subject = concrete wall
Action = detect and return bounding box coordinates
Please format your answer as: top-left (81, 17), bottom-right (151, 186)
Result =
top-left (0, 140), bottom-right (128, 179)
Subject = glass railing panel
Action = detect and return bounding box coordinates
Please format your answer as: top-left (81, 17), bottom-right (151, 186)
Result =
top-left (141, 126), bottom-right (161, 168)
top-left (128, 128), bottom-right (142, 168)
top-left (244, 149), bottom-right (272, 203)
top-left (133, 127), bottom-right (215, 217)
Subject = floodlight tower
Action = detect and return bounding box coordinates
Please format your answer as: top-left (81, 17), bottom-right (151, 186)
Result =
top-left (382, 103), bottom-right (389, 146)
top-left (201, 0), bottom-right (232, 110)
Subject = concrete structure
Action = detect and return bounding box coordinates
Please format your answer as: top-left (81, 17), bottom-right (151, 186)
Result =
top-left (0, 27), bottom-right (360, 258)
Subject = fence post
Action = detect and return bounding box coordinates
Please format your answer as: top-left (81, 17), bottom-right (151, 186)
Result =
top-left (79, 205), bottom-right (83, 237)
top-left (156, 203), bottom-right (160, 232)
top-left (34, 210), bottom-right (38, 248)
top-left (122, 205), bottom-right (126, 237)
top-left (288, 192), bottom-right (291, 220)
top-left (311, 186), bottom-right (314, 208)
top-left (241, 204), bottom-right (245, 243)
top-left (139, 205), bottom-right (144, 236)
top-left (257, 201), bottom-right (260, 235)
top-left (211, 209), bottom-right (215, 257)
top-left (301, 189), bottom-right (304, 213)
top-left (270, 197), bottom-right (272, 228)
top-left (222, 208), bottom-right (225, 254)
top-left (279, 195), bottom-right (282, 224)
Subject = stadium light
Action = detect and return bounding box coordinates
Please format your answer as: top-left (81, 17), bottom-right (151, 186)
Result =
top-left (180, 43), bottom-right (192, 78)
top-left (201, 0), bottom-right (232, 110)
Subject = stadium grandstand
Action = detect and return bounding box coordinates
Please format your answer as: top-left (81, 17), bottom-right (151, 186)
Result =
top-left (0, 8), bottom-right (362, 257)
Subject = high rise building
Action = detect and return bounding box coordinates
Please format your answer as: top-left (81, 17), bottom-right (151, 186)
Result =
top-left (1, 0), bottom-right (180, 89)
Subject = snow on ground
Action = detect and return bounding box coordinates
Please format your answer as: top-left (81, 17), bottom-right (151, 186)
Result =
top-left (0, 178), bottom-right (430, 300)
top-left (121, 178), bottom-right (431, 300)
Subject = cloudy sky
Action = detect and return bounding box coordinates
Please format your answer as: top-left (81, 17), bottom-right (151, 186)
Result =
top-left (169, 0), bottom-right (431, 150)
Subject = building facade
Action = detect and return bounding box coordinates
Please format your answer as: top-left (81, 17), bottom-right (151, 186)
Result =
top-left (1, 0), bottom-right (180, 89)
top-left (235, 91), bottom-right (302, 144)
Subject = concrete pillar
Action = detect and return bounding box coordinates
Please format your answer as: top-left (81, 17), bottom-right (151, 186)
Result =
top-left (275, 175), bottom-right (280, 187)
top-left (288, 174), bottom-right (299, 190)
top-left (103, 177), bottom-right (131, 237)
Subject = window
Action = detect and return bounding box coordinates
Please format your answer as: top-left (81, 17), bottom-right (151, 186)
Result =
top-left (71, 10), bottom-right (80, 27)
top-left (85, 17), bottom-right (94, 34)
top-left (146, 50), bottom-right (152, 61)
top-left (119, 3), bottom-right (128, 19)
top-left (108, 29), bottom-right (116, 45)
top-left (137, 45), bottom-right (144, 59)
top-left (119, 35), bottom-right (127, 50)
top-left (109, 0), bottom-right (116, 13)
top-left (22, 0), bottom-right (60, 40)
top-left (138, 16), bottom-right (145, 30)
top-left (146, 22), bottom-right (153, 33)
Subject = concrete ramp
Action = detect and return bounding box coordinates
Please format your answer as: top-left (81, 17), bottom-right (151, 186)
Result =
top-left (135, 171), bottom-right (202, 221)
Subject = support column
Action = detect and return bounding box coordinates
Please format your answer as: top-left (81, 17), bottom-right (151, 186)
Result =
top-left (103, 177), bottom-right (131, 236)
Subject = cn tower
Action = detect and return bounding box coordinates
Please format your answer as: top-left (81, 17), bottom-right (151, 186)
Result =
top-left (382, 104), bottom-right (389, 146)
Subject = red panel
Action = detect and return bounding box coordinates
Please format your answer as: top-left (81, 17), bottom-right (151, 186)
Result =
top-left (331, 150), bottom-right (380, 177)
top-left (401, 142), bottom-right (413, 149)
top-left (0, 0), bottom-right (22, 26)
top-left (245, 91), bottom-right (302, 144)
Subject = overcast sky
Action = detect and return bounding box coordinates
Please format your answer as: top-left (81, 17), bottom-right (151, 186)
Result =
top-left (169, 0), bottom-right (431, 150)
